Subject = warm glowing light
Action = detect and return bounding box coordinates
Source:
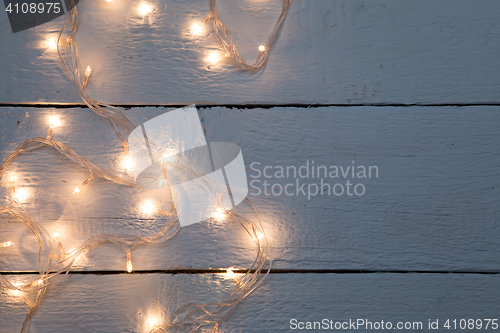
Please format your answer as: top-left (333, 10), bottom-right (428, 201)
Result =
top-left (1, 241), bottom-right (12, 247)
top-left (73, 186), bottom-right (81, 194)
top-left (13, 188), bottom-right (28, 202)
top-left (37, 279), bottom-right (43, 285)
top-left (46, 39), bottom-right (58, 51)
top-left (127, 261), bottom-right (133, 273)
top-left (258, 45), bottom-right (266, 52)
top-left (53, 231), bottom-right (60, 241)
top-left (192, 23), bottom-right (203, 34)
top-left (138, 3), bottom-right (152, 16)
top-left (105, 0), bottom-right (113, 2)
top-left (208, 52), bottom-right (220, 63)
top-left (9, 174), bottom-right (15, 183)
top-left (123, 156), bottom-right (132, 169)
top-left (212, 209), bottom-right (225, 221)
top-left (10, 284), bottom-right (23, 296)
top-left (145, 315), bottom-right (161, 329)
top-left (49, 115), bottom-right (60, 128)
top-left (162, 149), bottom-right (177, 163)
top-left (256, 231), bottom-right (264, 240)
top-left (142, 201), bottom-right (155, 214)
top-left (224, 268), bottom-right (236, 279)
top-left (82, 66), bottom-right (92, 88)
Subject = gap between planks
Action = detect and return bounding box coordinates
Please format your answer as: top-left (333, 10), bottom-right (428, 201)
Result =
top-left (1, 269), bottom-right (499, 276)
top-left (0, 103), bottom-right (500, 109)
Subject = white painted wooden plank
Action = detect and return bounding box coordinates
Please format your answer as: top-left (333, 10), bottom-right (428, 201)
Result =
top-left (1, 273), bottom-right (500, 332)
top-left (0, 106), bottom-right (499, 272)
top-left (0, 0), bottom-right (499, 104)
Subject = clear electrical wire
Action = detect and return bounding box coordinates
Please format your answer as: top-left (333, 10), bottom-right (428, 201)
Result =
top-left (199, 0), bottom-right (292, 71)
top-left (0, 0), bottom-right (290, 331)
top-left (0, 128), bottom-right (270, 332)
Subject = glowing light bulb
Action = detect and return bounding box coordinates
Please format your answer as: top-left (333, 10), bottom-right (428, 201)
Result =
top-left (49, 115), bottom-right (60, 128)
top-left (82, 66), bottom-right (92, 88)
top-left (13, 188), bottom-right (28, 202)
top-left (47, 39), bottom-right (58, 51)
top-left (192, 23), bottom-right (203, 34)
top-left (1, 241), bottom-right (12, 247)
top-left (258, 45), bottom-right (266, 52)
top-left (37, 279), bottom-right (43, 285)
top-left (9, 175), bottom-right (15, 183)
top-left (212, 208), bottom-right (225, 221)
top-left (142, 201), bottom-right (155, 214)
top-left (224, 268), bottom-right (236, 279)
top-left (145, 315), bottom-right (161, 329)
top-left (138, 2), bottom-right (151, 16)
top-left (73, 186), bottom-right (81, 194)
top-left (127, 260), bottom-right (133, 273)
top-left (10, 284), bottom-right (23, 296)
top-left (208, 52), bottom-right (220, 63)
top-left (123, 156), bottom-right (132, 169)
top-left (256, 231), bottom-right (264, 240)
top-left (53, 231), bottom-right (60, 241)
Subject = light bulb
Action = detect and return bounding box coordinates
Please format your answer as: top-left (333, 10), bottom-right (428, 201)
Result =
top-left (224, 268), bottom-right (236, 279)
top-left (127, 260), bottom-right (133, 273)
top-left (142, 201), bottom-right (155, 214)
top-left (258, 45), bottom-right (266, 52)
top-left (73, 186), bottom-right (81, 194)
top-left (192, 23), bottom-right (203, 34)
top-left (123, 156), bottom-right (132, 169)
top-left (212, 209), bottom-right (225, 221)
top-left (146, 315), bottom-right (161, 329)
top-left (49, 115), bottom-right (60, 128)
top-left (82, 66), bottom-right (92, 89)
top-left (162, 150), bottom-right (177, 163)
top-left (47, 39), bottom-right (58, 51)
top-left (138, 3), bottom-right (151, 16)
top-left (10, 284), bottom-right (23, 296)
top-left (208, 52), bottom-right (220, 63)
top-left (13, 188), bottom-right (28, 202)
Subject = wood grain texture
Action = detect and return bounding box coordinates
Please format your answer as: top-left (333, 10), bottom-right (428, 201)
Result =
top-left (0, 0), bottom-right (499, 104)
top-left (0, 106), bottom-right (498, 272)
top-left (1, 273), bottom-right (500, 332)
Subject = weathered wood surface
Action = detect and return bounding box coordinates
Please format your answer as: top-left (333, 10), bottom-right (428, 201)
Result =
top-left (0, 106), bottom-right (498, 272)
top-left (1, 273), bottom-right (500, 332)
top-left (0, 0), bottom-right (499, 104)
top-left (1, 0), bottom-right (500, 331)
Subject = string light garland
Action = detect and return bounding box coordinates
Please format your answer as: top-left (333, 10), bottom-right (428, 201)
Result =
top-left (0, 0), bottom-right (292, 331)
top-left (201, 0), bottom-right (292, 71)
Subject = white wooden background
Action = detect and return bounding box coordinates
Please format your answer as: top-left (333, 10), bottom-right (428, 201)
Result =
top-left (1, 0), bottom-right (500, 332)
